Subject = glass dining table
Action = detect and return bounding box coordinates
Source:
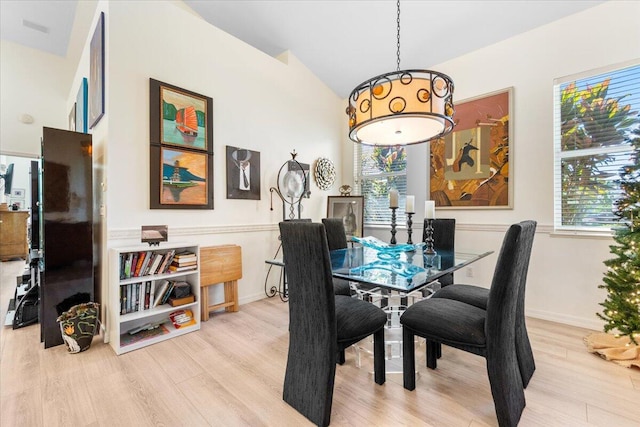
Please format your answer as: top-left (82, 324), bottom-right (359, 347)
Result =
top-left (265, 237), bottom-right (493, 372)
top-left (265, 236), bottom-right (493, 298)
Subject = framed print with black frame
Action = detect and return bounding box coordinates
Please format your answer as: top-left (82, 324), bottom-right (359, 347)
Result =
top-left (149, 78), bottom-right (214, 209)
top-left (327, 196), bottom-right (364, 239)
top-left (226, 146), bottom-right (261, 200)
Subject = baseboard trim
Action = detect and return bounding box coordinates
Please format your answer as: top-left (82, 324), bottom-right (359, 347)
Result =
top-left (527, 308), bottom-right (603, 331)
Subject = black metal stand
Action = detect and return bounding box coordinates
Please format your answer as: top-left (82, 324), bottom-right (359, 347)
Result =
top-left (406, 212), bottom-right (414, 244)
top-left (424, 218), bottom-right (436, 255)
top-left (390, 207), bottom-right (398, 244)
top-left (264, 243), bottom-right (288, 302)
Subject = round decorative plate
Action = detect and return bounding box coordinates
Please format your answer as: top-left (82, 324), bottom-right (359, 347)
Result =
top-left (314, 157), bottom-right (336, 190)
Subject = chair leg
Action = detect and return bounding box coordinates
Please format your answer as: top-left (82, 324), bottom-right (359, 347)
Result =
top-left (486, 351), bottom-right (526, 427)
top-left (373, 328), bottom-right (386, 385)
top-left (337, 349), bottom-right (345, 365)
top-left (403, 327), bottom-right (416, 390)
top-left (426, 340), bottom-right (438, 369)
top-left (436, 342), bottom-right (442, 359)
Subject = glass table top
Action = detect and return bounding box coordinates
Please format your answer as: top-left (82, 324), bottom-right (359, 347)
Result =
top-left (266, 236), bottom-right (492, 293)
top-left (329, 246), bottom-right (492, 292)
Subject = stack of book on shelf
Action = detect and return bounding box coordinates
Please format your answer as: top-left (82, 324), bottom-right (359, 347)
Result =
top-left (121, 322), bottom-right (170, 346)
top-left (168, 251), bottom-right (198, 272)
top-left (119, 249), bottom-right (176, 279)
top-left (120, 280), bottom-right (194, 314)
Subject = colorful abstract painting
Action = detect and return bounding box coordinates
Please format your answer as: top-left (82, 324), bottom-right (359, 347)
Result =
top-left (430, 88), bottom-right (512, 209)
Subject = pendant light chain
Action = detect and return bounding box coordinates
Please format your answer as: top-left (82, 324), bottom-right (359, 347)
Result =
top-left (396, 0), bottom-right (401, 72)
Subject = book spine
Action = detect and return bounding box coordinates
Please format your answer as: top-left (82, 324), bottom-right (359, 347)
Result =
top-left (144, 281), bottom-right (150, 310)
top-left (120, 285), bottom-right (126, 315)
top-left (161, 282), bottom-right (175, 305)
top-left (149, 281), bottom-right (156, 309)
top-left (161, 250), bottom-right (176, 274)
top-left (133, 252), bottom-right (146, 277)
top-left (127, 284), bottom-right (132, 313)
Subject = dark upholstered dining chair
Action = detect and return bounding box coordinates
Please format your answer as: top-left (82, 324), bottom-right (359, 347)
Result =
top-left (321, 218), bottom-right (353, 296)
top-left (279, 221), bottom-right (386, 427)
top-left (401, 221), bottom-right (536, 427)
top-left (430, 222), bottom-right (537, 388)
top-left (422, 218), bottom-right (455, 286)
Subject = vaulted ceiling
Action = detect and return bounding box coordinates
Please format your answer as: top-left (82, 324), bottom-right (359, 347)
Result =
top-left (1, 0), bottom-right (604, 98)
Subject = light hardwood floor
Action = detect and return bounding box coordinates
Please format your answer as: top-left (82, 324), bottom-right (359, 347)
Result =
top-left (1, 259), bottom-right (639, 426)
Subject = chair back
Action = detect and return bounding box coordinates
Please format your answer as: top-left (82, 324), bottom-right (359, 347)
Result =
top-left (485, 221), bottom-right (536, 349)
top-left (423, 218), bottom-right (455, 285)
top-left (423, 218), bottom-right (455, 251)
top-left (322, 218), bottom-right (349, 251)
top-left (278, 221), bottom-right (337, 426)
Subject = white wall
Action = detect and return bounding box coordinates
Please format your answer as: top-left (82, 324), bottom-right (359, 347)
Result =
top-left (365, 1), bottom-right (640, 330)
top-left (101, 1), bottom-right (344, 308)
top-left (0, 41), bottom-right (71, 156)
top-left (3, 0), bottom-right (637, 332)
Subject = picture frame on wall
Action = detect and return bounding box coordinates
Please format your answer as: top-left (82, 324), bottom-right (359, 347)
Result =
top-left (430, 87), bottom-right (513, 209)
top-left (226, 146), bottom-right (261, 200)
top-left (158, 84), bottom-right (210, 151)
top-left (69, 103), bottom-right (76, 131)
top-left (153, 146), bottom-right (211, 207)
top-left (149, 78), bottom-right (214, 209)
top-left (327, 195), bottom-right (364, 239)
top-left (89, 12), bottom-right (105, 129)
top-left (76, 77), bottom-right (88, 133)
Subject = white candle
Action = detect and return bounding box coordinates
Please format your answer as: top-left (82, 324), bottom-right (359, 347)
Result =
top-left (406, 195), bottom-right (415, 213)
top-left (425, 200), bottom-right (436, 219)
top-left (389, 189), bottom-right (399, 208)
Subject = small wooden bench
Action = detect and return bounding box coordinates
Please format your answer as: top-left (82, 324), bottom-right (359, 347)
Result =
top-left (200, 245), bottom-right (242, 321)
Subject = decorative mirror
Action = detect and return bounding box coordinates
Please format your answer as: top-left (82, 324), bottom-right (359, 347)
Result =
top-left (314, 157), bottom-right (336, 190)
top-left (270, 151), bottom-right (307, 220)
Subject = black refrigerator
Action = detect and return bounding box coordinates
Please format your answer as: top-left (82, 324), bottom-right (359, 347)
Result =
top-left (40, 127), bottom-right (100, 348)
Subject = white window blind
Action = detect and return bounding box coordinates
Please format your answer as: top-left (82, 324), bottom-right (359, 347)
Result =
top-left (354, 144), bottom-right (408, 225)
top-left (553, 61), bottom-right (640, 233)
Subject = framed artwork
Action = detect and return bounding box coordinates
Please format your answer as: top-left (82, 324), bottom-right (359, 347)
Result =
top-left (150, 79), bottom-right (214, 209)
top-left (141, 225), bottom-right (168, 245)
top-left (9, 199), bottom-right (23, 210)
top-left (158, 85), bottom-right (209, 150)
top-left (69, 103), bottom-right (76, 131)
top-left (226, 146), bottom-right (261, 200)
top-left (327, 196), bottom-right (364, 238)
top-left (11, 188), bottom-right (25, 198)
top-left (430, 87), bottom-right (513, 209)
top-left (76, 78), bottom-right (88, 133)
top-left (89, 12), bottom-right (105, 128)
top-left (154, 147), bottom-right (210, 207)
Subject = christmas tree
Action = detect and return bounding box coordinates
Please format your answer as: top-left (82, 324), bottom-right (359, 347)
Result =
top-left (597, 127), bottom-right (640, 343)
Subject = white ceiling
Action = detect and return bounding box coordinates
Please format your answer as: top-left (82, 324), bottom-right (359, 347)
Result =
top-left (1, 0), bottom-right (605, 98)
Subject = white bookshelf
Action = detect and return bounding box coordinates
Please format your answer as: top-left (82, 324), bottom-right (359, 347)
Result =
top-left (108, 242), bottom-right (200, 355)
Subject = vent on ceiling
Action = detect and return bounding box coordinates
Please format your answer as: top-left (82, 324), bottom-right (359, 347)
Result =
top-left (22, 19), bottom-right (49, 34)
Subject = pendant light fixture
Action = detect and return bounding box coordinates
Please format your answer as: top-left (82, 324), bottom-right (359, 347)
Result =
top-left (346, 0), bottom-right (455, 146)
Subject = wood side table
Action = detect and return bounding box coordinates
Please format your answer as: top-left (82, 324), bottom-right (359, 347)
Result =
top-left (200, 245), bottom-right (242, 321)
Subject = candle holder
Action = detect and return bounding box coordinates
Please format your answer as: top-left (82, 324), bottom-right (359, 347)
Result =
top-left (406, 212), bottom-right (414, 244)
top-left (424, 218), bottom-right (437, 255)
top-left (390, 207), bottom-right (398, 244)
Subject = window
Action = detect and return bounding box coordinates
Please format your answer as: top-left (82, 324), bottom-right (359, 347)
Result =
top-left (553, 62), bottom-right (640, 233)
top-left (354, 144), bottom-right (407, 225)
